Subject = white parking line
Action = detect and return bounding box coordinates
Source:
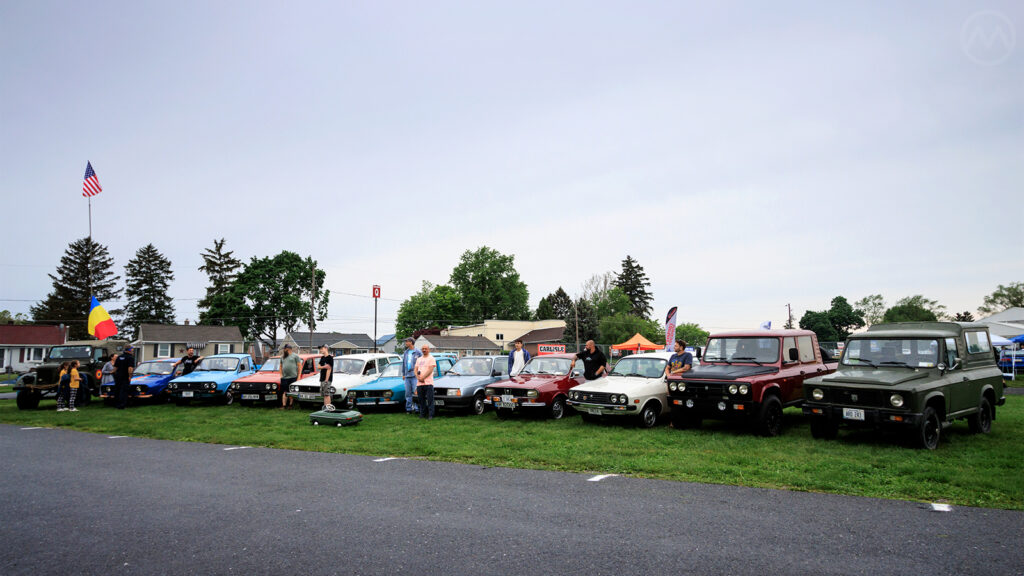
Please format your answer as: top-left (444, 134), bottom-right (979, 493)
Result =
top-left (223, 446), bottom-right (251, 451)
top-left (588, 474), bottom-right (618, 482)
top-left (931, 503), bottom-right (953, 512)
top-left (374, 457), bottom-right (402, 462)
top-left (108, 436), bottom-right (128, 439)
top-left (20, 427), bottom-right (43, 430)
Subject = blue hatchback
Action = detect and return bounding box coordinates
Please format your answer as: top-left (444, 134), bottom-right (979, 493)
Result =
top-left (348, 354), bottom-right (456, 409)
top-left (100, 358), bottom-right (182, 402)
top-left (167, 354), bottom-right (257, 405)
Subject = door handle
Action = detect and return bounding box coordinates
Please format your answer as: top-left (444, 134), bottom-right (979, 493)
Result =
top-left (799, 371), bottom-right (805, 375)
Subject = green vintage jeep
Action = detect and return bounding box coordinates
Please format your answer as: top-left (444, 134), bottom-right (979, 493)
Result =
top-left (802, 322), bottom-right (1005, 449)
top-left (13, 339), bottom-right (130, 409)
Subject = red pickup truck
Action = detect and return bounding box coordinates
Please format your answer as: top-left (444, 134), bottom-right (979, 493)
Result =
top-left (666, 329), bottom-right (838, 436)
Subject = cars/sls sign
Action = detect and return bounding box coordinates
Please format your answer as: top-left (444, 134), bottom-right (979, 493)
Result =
top-left (372, 285), bottom-right (381, 298)
top-left (537, 343), bottom-right (566, 355)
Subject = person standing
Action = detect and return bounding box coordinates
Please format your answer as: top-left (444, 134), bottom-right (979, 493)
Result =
top-left (67, 360), bottom-right (82, 412)
top-left (508, 339), bottom-right (531, 377)
top-left (101, 354), bottom-right (117, 387)
top-left (113, 345), bottom-right (136, 409)
top-left (318, 345), bottom-right (335, 412)
top-left (401, 337), bottom-right (422, 414)
top-left (415, 344), bottom-right (437, 420)
top-left (173, 347), bottom-right (203, 376)
top-left (665, 339), bottom-right (694, 378)
top-left (55, 362), bottom-right (71, 412)
top-left (569, 340), bottom-right (608, 380)
top-left (279, 344), bottom-right (302, 409)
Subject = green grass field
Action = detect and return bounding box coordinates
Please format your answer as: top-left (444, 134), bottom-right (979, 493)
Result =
top-left (1, 395), bottom-right (1021, 510)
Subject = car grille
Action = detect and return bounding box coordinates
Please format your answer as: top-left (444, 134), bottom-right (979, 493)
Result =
top-left (354, 390), bottom-right (386, 398)
top-left (826, 388), bottom-right (883, 408)
top-left (296, 385), bottom-right (321, 394)
top-left (676, 381), bottom-right (732, 396)
top-left (236, 382), bottom-right (274, 392)
top-left (490, 388), bottom-right (530, 397)
top-left (176, 381), bottom-right (215, 391)
top-left (575, 391), bottom-right (612, 403)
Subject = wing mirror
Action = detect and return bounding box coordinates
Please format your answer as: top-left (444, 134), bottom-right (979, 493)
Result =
top-left (788, 348), bottom-right (799, 362)
top-left (571, 370), bottom-right (581, 377)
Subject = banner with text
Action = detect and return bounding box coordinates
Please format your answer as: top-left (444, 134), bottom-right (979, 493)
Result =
top-left (665, 306), bottom-right (678, 351)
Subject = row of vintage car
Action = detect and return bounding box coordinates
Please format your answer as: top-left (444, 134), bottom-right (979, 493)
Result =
top-left (13, 322), bottom-right (1007, 449)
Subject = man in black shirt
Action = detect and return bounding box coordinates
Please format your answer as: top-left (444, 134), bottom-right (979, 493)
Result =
top-left (173, 347), bottom-right (203, 376)
top-left (113, 344), bottom-right (136, 409)
top-left (318, 345), bottom-right (335, 411)
top-left (569, 340), bottom-right (608, 380)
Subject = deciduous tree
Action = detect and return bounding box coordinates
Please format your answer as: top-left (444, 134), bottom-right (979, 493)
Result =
top-left (978, 282), bottom-right (1024, 316)
top-left (675, 322), bottom-right (710, 346)
top-left (882, 303), bottom-right (937, 323)
top-left (449, 247), bottom-right (529, 323)
top-left (395, 282), bottom-right (467, 339)
top-left (855, 294), bottom-right (886, 326)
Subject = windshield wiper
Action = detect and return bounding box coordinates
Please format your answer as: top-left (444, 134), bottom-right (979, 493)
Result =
top-left (878, 361), bottom-right (916, 370)
top-left (703, 357), bottom-right (728, 363)
top-left (622, 372), bottom-right (645, 378)
top-left (731, 356), bottom-right (763, 366)
top-left (848, 358), bottom-right (877, 367)
top-left (608, 372), bottom-right (624, 377)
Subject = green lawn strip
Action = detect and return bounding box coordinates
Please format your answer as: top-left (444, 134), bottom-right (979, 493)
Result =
top-left (1, 397), bottom-right (1021, 510)
top-left (0, 386), bottom-right (13, 394)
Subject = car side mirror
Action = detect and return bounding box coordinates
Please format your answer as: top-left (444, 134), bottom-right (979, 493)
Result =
top-left (491, 370), bottom-right (501, 377)
top-left (788, 348), bottom-right (799, 362)
top-left (571, 370), bottom-right (581, 377)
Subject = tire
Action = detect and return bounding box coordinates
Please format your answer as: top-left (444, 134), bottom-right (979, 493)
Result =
top-left (968, 397), bottom-right (993, 434)
top-left (470, 394), bottom-right (486, 416)
top-left (810, 418), bottom-right (838, 440)
top-left (914, 405), bottom-right (941, 450)
top-left (16, 389), bottom-right (40, 410)
top-left (495, 408), bottom-right (511, 420)
top-left (670, 409), bottom-right (701, 430)
top-left (223, 391), bottom-right (234, 406)
top-left (549, 397), bottom-right (565, 420)
top-left (638, 403), bottom-right (659, 429)
top-left (755, 395), bottom-right (783, 437)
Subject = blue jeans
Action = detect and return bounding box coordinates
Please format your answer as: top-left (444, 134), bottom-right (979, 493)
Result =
top-left (417, 385), bottom-right (434, 419)
top-left (404, 377), bottom-right (418, 412)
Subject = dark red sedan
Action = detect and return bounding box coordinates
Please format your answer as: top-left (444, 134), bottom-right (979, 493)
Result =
top-left (484, 353), bottom-right (585, 420)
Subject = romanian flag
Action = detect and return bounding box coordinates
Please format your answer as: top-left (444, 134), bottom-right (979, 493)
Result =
top-left (88, 296), bottom-right (118, 340)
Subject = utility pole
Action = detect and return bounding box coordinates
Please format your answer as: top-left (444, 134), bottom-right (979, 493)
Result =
top-left (309, 262), bottom-right (315, 352)
top-left (571, 300), bottom-right (580, 352)
top-left (372, 285), bottom-right (381, 352)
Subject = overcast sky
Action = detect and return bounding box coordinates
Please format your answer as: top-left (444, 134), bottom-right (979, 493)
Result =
top-left (1, 0), bottom-right (1020, 340)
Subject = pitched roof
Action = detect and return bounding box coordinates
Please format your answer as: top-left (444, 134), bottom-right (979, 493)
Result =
top-left (517, 326), bottom-right (565, 344)
top-left (0, 324), bottom-right (66, 346)
top-left (981, 307), bottom-right (1024, 323)
top-left (376, 333), bottom-right (396, 345)
top-left (288, 331), bottom-right (375, 349)
top-left (416, 335), bottom-right (500, 349)
top-left (136, 324), bottom-right (243, 343)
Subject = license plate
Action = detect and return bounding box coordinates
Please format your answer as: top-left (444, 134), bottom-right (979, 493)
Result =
top-left (241, 394), bottom-right (260, 400)
top-left (587, 408), bottom-right (602, 415)
top-left (435, 399), bottom-right (445, 406)
top-left (299, 393), bottom-right (319, 400)
top-left (182, 391), bottom-right (194, 398)
top-left (501, 395), bottom-right (513, 403)
top-left (843, 408), bottom-right (865, 421)
top-left (265, 394), bottom-right (277, 401)
top-left (497, 401), bottom-right (516, 409)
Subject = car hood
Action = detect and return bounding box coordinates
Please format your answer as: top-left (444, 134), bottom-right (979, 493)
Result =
top-left (131, 374), bottom-right (170, 385)
top-left (680, 364), bottom-right (779, 381)
top-left (233, 371), bottom-right (282, 384)
top-left (491, 374), bottom-right (566, 390)
top-left (172, 371), bottom-right (239, 383)
top-left (818, 369), bottom-right (930, 387)
top-left (571, 376), bottom-right (662, 393)
top-left (351, 376), bottom-right (404, 391)
top-left (439, 374), bottom-right (494, 389)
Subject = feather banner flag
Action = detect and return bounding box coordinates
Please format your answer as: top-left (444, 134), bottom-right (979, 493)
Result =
top-left (88, 296), bottom-right (118, 339)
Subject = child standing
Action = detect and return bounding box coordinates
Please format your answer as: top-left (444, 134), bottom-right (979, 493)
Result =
top-left (67, 360), bottom-right (82, 412)
top-left (56, 362), bottom-right (70, 412)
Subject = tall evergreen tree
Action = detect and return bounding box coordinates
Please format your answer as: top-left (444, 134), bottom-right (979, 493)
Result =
top-left (198, 238), bottom-right (242, 324)
top-left (123, 244), bottom-right (176, 339)
top-left (534, 296), bottom-right (556, 320)
top-left (30, 237), bottom-right (122, 340)
top-left (546, 287), bottom-right (574, 320)
top-left (613, 255), bottom-right (653, 319)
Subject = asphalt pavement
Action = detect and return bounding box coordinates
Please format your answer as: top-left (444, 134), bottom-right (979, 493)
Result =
top-left (1, 424), bottom-right (1021, 576)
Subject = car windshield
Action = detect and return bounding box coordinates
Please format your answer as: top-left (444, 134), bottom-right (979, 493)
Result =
top-left (449, 358), bottom-right (492, 376)
top-left (609, 357), bottom-right (668, 378)
top-left (842, 339), bottom-right (939, 368)
top-left (48, 346), bottom-right (92, 359)
top-left (703, 338), bottom-right (779, 363)
top-left (380, 363), bottom-right (402, 378)
top-left (196, 357), bottom-right (239, 371)
top-left (335, 359), bottom-right (366, 375)
top-left (259, 358), bottom-right (282, 372)
top-left (134, 362), bottom-right (174, 376)
top-left (521, 357), bottom-right (571, 375)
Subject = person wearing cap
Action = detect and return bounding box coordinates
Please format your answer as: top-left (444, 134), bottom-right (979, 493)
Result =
top-left (279, 344), bottom-right (302, 409)
top-left (401, 337), bottom-right (422, 414)
top-left (113, 345), bottom-right (136, 409)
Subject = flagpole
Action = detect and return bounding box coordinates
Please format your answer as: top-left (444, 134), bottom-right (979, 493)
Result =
top-left (88, 196), bottom-right (92, 240)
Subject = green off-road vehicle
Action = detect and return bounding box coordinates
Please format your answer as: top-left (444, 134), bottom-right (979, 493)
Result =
top-left (802, 322), bottom-right (1005, 449)
top-left (13, 339), bottom-right (129, 409)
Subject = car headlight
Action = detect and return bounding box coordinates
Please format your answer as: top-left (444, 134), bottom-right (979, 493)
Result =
top-left (348, 391), bottom-right (357, 398)
top-left (383, 390), bottom-right (393, 398)
top-left (812, 388), bottom-right (824, 401)
top-left (485, 388), bottom-right (495, 396)
top-left (271, 383), bottom-right (277, 390)
top-left (451, 389), bottom-right (461, 396)
top-left (265, 383), bottom-right (271, 390)
top-left (738, 384), bottom-right (749, 395)
top-left (890, 394), bottom-right (904, 408)
top-left (135, 386), bottom-right (142, 392)
top-left (328, 386), bottom-right (336, 395)
top-left (527, 390), bottom-right (538, 398)
top-left (728, 384), bottom-right (738, 395)
top-left (669, 383), bottom-right (677, 392)
top-left (290, 385), bottom-right (298, 392)
top-left (620, 395), bottom-right (628, 404)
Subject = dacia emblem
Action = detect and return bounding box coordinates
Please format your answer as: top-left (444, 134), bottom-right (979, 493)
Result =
top-left (851, 394), bottom-right (858, 402)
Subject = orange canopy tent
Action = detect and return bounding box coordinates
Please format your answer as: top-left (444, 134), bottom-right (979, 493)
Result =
top-left (611, 333), bottom-right (663, 353)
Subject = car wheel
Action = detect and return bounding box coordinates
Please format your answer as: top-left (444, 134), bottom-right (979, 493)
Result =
top-left (968, 397), bottom-right (993, 434)
top-left (638, 404), bottom-right (659, 428)
top-left (223, 391), bottom-right (234, 406)
top-left (915, 405), bottom-right (941, 450)
top-left (755, 395), bottom-right (783, 437)
top-left (670, 409), bottom-right (701, 430)
top-left (16, 389), bottom-right (40, 410)
top-left (810, 418), bottom-right (838, 440)
top-left (549, 397), bottom-right (565, 420)
top-left (495, 408), bottom-right (511, 420)
top-left (470, 393), bottom-right (486, 416)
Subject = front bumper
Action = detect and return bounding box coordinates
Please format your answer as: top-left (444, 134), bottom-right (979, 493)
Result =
top-left (237, 392), bottom-right (278, 402)
top-left (566, 400), bottom-right (636, 415)
top-left (802, 402), bottom-right (921, 427)
top-left (170, 390), bottom-right (225, 400)
top-left (100, 384), bottom-right (167, 399)
top-left (483, 396), bottom-right (547, 409)
top-left (667, 394), bottom-right (754, 418)
top-left (353, 397), bottom-right (399, 406)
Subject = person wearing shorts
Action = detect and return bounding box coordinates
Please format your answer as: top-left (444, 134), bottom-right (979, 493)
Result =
top-left (318, 345), bottom-right (335, 411)
top-left (279, 344), bottom-right (302, 409)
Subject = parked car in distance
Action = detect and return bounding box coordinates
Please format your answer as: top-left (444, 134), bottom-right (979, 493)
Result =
top-left (429, 355), bottom-right (508, 415)
top-left (288, 353), bottom-right (401, 408)
top-left (100, 358), bottom-right (182, 402)
top-left (13, 339), bottom-right (130, 409)
top-left (666, 330), bottom-right (838, 436)
top-left (802, 322), bottom-right (1006, 449)
top-left (349, 355), bottom-right (456, 410)
top-left (167, 354), bottom-right (257, 405)
top-left (229, 354), bottom-right (317, 405)
top-left (568, 351), bottom-right (672, 428)
top-left (484, 353), bottom-right (585, 420)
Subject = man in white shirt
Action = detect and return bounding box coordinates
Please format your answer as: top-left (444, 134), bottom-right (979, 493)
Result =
top-left (508, 339), bottom-right (530, 376)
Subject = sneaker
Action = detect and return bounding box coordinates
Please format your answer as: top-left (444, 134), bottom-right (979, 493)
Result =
top-left (69, 408), bottom-right (78, 412)
top-left (324, 404), bottom-right (336, 412)
top-left (57, 408), bottom-right (68, 412)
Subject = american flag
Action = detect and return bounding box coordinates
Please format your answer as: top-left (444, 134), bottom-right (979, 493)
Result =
top-left (82, 161), bottom-right (102, 197)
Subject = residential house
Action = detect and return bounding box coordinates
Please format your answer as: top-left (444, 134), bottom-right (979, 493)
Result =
top-left (284, 332), bottom-right (377, 355)
top-left (376, 333), bottom-right (398, 354)
top-left (442, 319), bottom-right (566, 352)
top-left (0, 324), bottom-right (66, 373)
top-left (133, 324), bottom-right (246, 362)
top-left (413, 335), bottom-right (501, 358)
